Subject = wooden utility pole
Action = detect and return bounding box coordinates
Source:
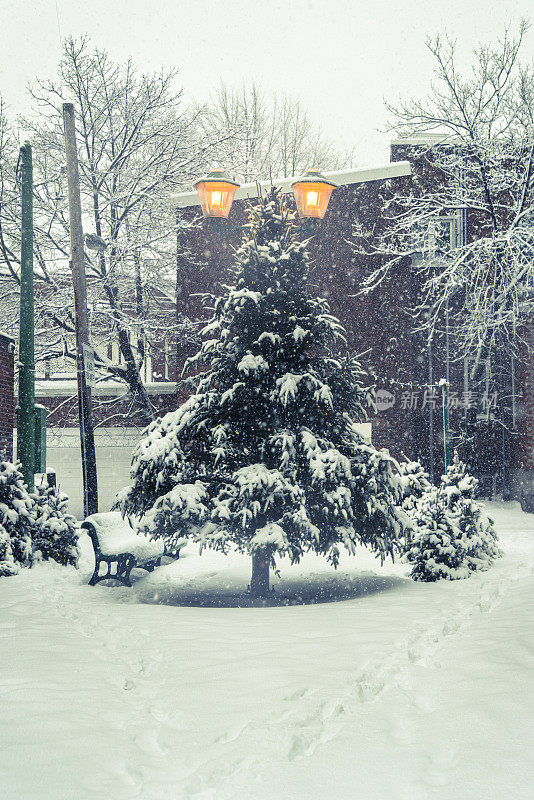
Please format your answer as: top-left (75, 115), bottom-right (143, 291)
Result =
top-left (18, 143), bottom-right (35, 490)
top-left (62, 103), bottom-right (98, 516)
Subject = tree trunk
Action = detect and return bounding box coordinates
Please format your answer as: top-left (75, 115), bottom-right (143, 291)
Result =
top-left (250, 550), bottom-right (270, 598)
top-left (89, 177), bottom-right (155, 426)
top-left (134, 246), bottom-right (146, 361)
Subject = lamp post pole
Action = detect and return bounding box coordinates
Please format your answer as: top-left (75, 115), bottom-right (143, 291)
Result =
top-left (440, 378), bottom-right (450, 470)
top-left (62, 103), bottom-right (98, 516)
top-left (18, 142), bottom-right (35, 490)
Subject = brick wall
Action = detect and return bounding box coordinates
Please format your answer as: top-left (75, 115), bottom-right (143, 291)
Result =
top-left (174, 152), bottom-right (534, 510)
top-left (175, 173), bottom-right (418, 463)
top-left (0, 333), bottom-right (15, 460)
top-left (510, 313), bottom-right (534, 510)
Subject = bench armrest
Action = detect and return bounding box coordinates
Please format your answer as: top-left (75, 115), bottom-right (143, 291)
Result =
top-left (81, 520), bottom-right (102, 557)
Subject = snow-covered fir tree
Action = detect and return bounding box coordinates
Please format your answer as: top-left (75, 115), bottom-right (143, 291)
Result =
top-left (441, 451), bottom-right (479, 507)
top-left (398, 459), bottom-right (434, 522)
top-left (0, 460), bottom-right (34, 577)
top-left (441, 453), bottom-right (501, 572)
top-left (32, 476), bottom-right (79, 567)
top-left (118, 188), bottom-right (406, 597)
top-left (406, 488), bottom-right (467, 581)
top-left (407, 452), bottom-right (501, 581)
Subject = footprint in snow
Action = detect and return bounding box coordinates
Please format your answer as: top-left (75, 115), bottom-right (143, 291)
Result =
top-left (214, 722), bottom-right (248, 744)
top-left (286, 700), bottom-right (345, 761)
top-left (283, 687), bottom-right (313, 702)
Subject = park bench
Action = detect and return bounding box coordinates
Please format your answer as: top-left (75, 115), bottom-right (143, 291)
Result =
top-left (82, 511), bottom-right (166, 587)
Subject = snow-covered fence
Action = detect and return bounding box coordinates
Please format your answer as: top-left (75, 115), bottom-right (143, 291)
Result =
top-left (16, 427), bottom-right (141, 519)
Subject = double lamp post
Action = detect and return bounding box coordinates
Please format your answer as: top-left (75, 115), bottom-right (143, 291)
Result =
top-left (192, 167), bottom-right (338, 224)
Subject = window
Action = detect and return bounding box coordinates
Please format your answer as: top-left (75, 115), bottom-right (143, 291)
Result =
top-left (412, 212), bottom-right (464, 263)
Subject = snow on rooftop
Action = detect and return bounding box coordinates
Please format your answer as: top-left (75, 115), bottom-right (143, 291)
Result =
top-left (391, 132), bottom-right (463, 146)
top-left (35, 380), bottom-right (177, 397)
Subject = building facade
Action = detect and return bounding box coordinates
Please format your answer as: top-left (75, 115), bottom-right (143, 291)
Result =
top-left (0, 332), bottom-right (14, 461)
top-left (2, 140), bottom-right (531, 516)
top-left (174, 143), bottom-right (533, 511)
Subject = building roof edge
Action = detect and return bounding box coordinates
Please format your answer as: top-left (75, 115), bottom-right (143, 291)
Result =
top-left (171, 162), bottom-right (412, 208)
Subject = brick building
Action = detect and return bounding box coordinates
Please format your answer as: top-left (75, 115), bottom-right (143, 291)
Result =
top-left (0, 332), bottom-right (14, 460)
top-left (3, 139), bottom-right (530, 516)
top-left (173, 143), bottom-right (533, 511)
top-left (512, 315), bottom-right (534, 511)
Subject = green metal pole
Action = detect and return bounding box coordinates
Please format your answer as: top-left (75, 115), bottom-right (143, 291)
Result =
top-left (442, 379), bottom-right (450, 471)
top-left (18, 143), bottom-right (35, 490)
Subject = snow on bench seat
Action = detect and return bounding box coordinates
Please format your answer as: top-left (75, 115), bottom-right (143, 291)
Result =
top-left (88, 512), bottom-right (164, 561)
top-left (82, 512), bottom-right (164, 587)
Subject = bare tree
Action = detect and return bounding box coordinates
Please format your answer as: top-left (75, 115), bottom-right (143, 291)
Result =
top-left (202, 82), bottom-right (354, 182)
top-left (353, 22), bottom-right (534, 377)
top-left (0, 37), bottom-right (233, 424)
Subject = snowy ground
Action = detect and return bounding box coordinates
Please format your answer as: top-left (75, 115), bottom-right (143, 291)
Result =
top-left (1, 502), bottom-right (533, 800)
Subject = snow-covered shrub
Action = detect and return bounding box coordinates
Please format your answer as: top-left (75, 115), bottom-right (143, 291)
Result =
top-left (452, 498), bottom-right (501, 572)
top-left (32, 476), bottom-right (79, 567)
top-left (349, 441), bottom-right (409, 557)
top-left (441, 451), bottom-right (479, 506)
top-left (406, 453), bottom-right (501, 581)
top-left (395, 458), bottom-right (436, 557)
top-left (0, 460), bottom-right (34, 577)
top-left (398, 459), bottom-right (433, 521)
top-left (442, 453), bottom-right (501, 571)
top-left (118, 188), bottom-right (408, 596)
top-left (406, 488), bottom-right (468, 582)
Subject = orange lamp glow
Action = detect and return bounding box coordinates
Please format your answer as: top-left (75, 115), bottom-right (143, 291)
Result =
top-left (290, 169), bottom-right (337, 220)
top-left (193, 168), bottom-right (240, 219)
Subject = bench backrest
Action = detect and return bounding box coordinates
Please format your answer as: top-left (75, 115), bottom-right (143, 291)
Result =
top-left (81, 512), bottom-right (135, 556)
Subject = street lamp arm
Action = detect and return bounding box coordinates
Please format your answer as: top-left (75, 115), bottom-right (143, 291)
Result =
top-left (171, 161), bottom-right (412, 209)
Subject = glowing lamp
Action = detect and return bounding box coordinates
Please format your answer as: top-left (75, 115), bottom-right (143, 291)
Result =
top-left (290, 169), bottom-right (337, 220)
top-left (193, 168), bottom-right (240, 219)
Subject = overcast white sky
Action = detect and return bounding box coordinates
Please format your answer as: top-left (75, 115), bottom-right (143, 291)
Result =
top-left (1, 0), bottom-right (532, 167)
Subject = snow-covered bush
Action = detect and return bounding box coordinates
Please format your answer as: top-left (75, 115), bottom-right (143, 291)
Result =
top-left (32, 476), bottom-right (79, 567)
top-left (452, 497), bottom-right (501, 572)
top-left (406, 453), bottom-right (501, 581)
top-left (406, 488), bottom-right (468, 582)
top-left (442, 453), bottom-right (501, 571)
top-left (441, 451), bottom-right (479, 505)
top-left (118, 188), bottom-right (407, 596)
top-left (397, 459), bottom-right (434, 522)
top-left (0, 460), bottom-right (34, 577)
